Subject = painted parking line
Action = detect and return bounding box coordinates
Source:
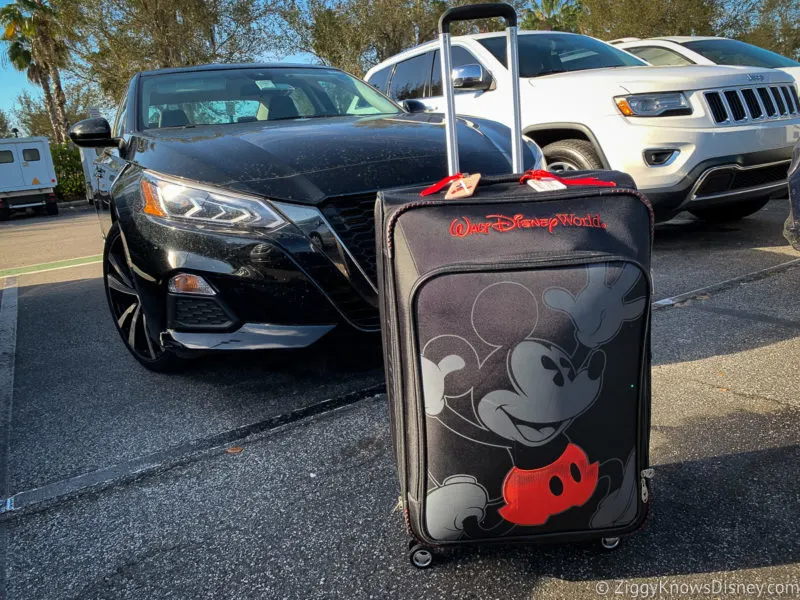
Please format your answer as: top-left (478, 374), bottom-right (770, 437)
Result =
top-left (0, 277), bottom-right (18, 503)
top-left (0, 255), bottom-right (102, 279)
top-left (653, 257), bottom-right (800, 310)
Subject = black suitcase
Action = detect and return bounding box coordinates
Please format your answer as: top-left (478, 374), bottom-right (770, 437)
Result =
top-left (376, 4), bottom-right (654, 568)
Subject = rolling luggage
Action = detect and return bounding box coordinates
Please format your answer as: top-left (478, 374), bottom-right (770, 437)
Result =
top-left (376, 3), bottom-right (654, 568)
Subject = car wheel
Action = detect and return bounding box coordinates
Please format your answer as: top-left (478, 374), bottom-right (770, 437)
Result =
top-left (0, 207), bottom-right (9, 221)
top-left (45, 202), bottom-right (59, 216)
top-left (688, 198), bottom-right (770, 223)
top-left (542, 139), bottom-right (603, 173)
top-left (104, 222), bottom-right (183, 372)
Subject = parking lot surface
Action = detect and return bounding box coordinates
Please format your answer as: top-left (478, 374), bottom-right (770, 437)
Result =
top-left (1, 202), bottom-right (798, 599)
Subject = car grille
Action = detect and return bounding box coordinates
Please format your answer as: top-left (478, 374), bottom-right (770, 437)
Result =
top-left (173, 296), bottom-right (234, 329)
top-left (320, 193), bottom-right (379, 285)
top-left (704, 85), bottom-right (800, 125)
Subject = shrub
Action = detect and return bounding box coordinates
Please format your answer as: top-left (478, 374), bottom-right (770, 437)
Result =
top-left (50, 143), bottom-right (86, 201)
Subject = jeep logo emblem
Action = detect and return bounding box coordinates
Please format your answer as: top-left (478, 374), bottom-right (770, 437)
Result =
top-left (746, 74), bottom-right (765, 82)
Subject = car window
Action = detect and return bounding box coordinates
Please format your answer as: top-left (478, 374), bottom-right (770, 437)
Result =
top-left (139, 67), bottom-right (400, 129)
top-left (0, 150), bottom-right (13, 164)
top-left (22, 148), bottom-right (41, 161)
top-left (479, 33), bottom-right (645, 77)
top-left (367, 66), bottom-right (393, 94)
top-left (626, 46), bottom-right (694, 66)
top-left (682, 39), bottom-right (800, 68)
top-left (388, 53), bottom-right (435, 101)
top-left (429, 46), bottom-right (484, 96)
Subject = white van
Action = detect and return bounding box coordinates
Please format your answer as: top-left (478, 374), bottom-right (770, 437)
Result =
top-left (0, 136), bottom-right (59, 220)
top-left (367, 32), bottom-right (800, 222)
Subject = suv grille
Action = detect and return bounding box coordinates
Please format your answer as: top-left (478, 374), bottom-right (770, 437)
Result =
top-left (704, 85), bottom-right (799, 124)
top-left (320, 193), bottom-right (378, 285)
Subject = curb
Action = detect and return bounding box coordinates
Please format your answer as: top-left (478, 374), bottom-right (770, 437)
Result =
top-left (57, 199), bottom-right (91, 208)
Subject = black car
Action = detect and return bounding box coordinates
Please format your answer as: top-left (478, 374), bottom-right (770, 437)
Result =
top-left (785, 140), bottom-right (800, 251)
top-left (69, 63), bottom-right (544, 371)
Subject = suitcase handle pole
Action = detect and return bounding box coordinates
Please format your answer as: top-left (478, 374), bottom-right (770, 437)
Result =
top-left (437, 3), bottom-right (524, 176)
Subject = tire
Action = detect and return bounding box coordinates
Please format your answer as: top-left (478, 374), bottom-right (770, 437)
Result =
top-left (542, 139), bottom-right (603, 173)
top-left (46, 202), bottom-right (59, 216)
top-left (104, 222), bottom-right (184, 372)
top-left (688, 198), bottom-right (770, 223)
top-left (0, 207), bottom-right (9, 222)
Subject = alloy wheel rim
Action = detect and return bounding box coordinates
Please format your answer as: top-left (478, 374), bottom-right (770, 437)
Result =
top-left (105, 235), bottom-right (163, 361)
top-left (547, 161), bottom-right (579, 173)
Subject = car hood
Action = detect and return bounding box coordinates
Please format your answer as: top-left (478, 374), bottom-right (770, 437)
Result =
top-left (130, 113), bottom-right (521, 204)
top-left (527, 65), bottom-right (795, 94)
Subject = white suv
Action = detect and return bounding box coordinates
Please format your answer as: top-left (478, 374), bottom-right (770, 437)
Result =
top-left (366, 31), bottom-right (800, 222)
top-left (611, 37), bottom-right (800, 85)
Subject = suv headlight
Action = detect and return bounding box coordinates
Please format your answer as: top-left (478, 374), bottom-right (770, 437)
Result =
top-left (140, 171), bottom-right (285, 230)
top-left (615, 93), bottom-right (692, 117)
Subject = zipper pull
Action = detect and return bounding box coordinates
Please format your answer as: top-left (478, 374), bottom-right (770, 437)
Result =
top-left (519, 169), bottom-right (617, 188)
top-left (640, 468), bottom-right (655, 503)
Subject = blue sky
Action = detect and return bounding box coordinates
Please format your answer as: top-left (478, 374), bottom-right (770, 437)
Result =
top-left (0, 0), bottom-right (38, 118)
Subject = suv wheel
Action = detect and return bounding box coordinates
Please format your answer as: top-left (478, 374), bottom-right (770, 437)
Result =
top-left (688, 198), bottom-right (770, 223)
top-left (104, 222), bottom-right (183, 372)
top-left (542, 139), bottom-right (603, 172)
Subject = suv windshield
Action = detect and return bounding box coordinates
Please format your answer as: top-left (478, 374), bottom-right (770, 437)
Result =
top-left (479, 33), bottom-right (645, 77)
top-left (139, 67), bottom-right (400, 129)
top-left (682, 39), bottom-right (800, 68)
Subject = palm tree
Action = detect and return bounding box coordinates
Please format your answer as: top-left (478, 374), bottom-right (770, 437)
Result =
top-left (1, 0), bottom-right (69, 142)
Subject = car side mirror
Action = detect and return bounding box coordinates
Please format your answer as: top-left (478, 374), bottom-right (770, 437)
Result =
top-left (452, 64), bottom-right (493, 91)
top-left (402, 99), bottom-right (428, 113)
top-left (69, 118), bottom-right (122, 149)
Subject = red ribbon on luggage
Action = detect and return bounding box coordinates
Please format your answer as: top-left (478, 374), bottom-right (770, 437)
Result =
top-left (519, 169), bottom-right (616, 187)
top-left (420, 173), bottom-right (464, 196)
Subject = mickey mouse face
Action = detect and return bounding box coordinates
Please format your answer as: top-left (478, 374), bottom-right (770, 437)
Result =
top-left (478, 340), bottom-right (605, 447)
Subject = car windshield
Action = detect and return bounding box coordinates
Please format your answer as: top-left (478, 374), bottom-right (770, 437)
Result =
top-left (139, 67), bottom-right (401, 129)
top-left (478, 33), bottom-right (645, 77)
top-left (682, 39), bottom-right (800, 68)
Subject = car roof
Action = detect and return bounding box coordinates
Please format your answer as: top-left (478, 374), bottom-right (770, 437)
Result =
top-left (647, 36), bottom-right (725, 43)
top-left (368, 30), bottom-right (587, 73)
top-left (138, 63), bottom-right (335, 77)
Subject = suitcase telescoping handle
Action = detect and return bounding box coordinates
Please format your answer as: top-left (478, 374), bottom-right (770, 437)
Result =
top-left (438, 3), bottom-right (524, 176)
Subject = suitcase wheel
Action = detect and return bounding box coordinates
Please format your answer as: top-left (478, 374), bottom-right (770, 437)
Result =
top-left (601, 537), bottom-right (621, 550)
top-left (408, 543), bottom-right (435, 569)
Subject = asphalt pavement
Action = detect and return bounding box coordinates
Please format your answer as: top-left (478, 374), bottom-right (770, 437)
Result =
top-left (0, 202), bottom-right (798, 599)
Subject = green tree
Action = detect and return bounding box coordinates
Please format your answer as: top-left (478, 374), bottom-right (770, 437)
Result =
top-left (579, 0), bottom-right (717, 40)
top-left (13, 81), bottom-right (108, 138)
top-left (0, 108), bottom-right (12, 137)
top-left (58, 0), bottom-right (290, 101)
top-left (285, 0), bottom-right (513, 76)
top-left (521, 0), bottom-right (582, 33)
top-left (1, 0), bottom-right (70, 142)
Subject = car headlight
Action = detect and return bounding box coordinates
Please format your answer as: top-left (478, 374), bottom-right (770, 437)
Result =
top-left (140, 172), bottom-right (285, 230)
top-left (523, 135), bottom-right (547, 170)
top-left (614, 93), bottom-right (692, 117)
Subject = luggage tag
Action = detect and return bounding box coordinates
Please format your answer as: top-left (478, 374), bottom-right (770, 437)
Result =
top-left (520, 169), bottom-right (616, 190)
top-left (420, 173), bottom-right (481, 198)
top-left (445, 173), bottom-right (481, 199)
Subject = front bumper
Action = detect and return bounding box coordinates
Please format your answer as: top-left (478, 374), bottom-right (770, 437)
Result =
top-left (594, 114), bottom-right (798, 218)
top-left (631, 148), bottom-right (792, 220)
top-left (120, 201), bottom-right (381, 351)
top-left (164, 323), bottom-right (336, 351)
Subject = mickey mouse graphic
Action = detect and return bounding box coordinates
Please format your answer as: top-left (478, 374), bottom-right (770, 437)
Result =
top-left (418, 263), bottom-right (646, 541)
